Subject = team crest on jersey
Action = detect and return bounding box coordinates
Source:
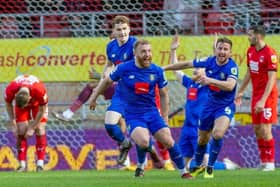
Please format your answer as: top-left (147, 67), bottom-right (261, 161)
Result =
top-left (259, 56), bottom-right (264, 63)
top-left (271, 55), bottom-right (277, 63)
top-left (112, 54), bottom-right (116, 58)
top-left (150, 74), bottom-right (155, 81)
top-left (123, 53), bottom-right (127, 60)
top-left (231, 67), bottom-right (238, 75)
top-left (220, 72), bottom-right (225, 80)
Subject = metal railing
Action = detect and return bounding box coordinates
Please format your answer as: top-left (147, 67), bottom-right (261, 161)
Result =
top-left (0, 8), bottom-right (279, 38)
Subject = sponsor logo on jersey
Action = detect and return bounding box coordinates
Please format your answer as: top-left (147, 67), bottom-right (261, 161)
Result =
top-left (249, 60), bottom-right (259, 73)
top-left (135, 82), bottom-right (149, 94)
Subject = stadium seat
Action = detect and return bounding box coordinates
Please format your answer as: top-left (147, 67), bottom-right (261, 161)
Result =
top-left (0, 16), bottom-right (20, 38)
top-left (203, 12), bottom-right (235, 35)
top-left (64, 0), bottom-right (102, 12)
top-left (143, 0), bottom-right (164, 11)
top-left (0, 0), bottom-right (27, 14)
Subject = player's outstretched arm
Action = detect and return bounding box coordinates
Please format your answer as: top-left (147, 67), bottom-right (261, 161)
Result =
top-left (200, 76), bottom-right (237, 91)
top-left (89, 76), bottom-right (113, 110)
top-left (5, 101), bottom-right (17, 136)
top-left (102, 61), bottom-right (114, 78)
top-left (164, 61), bottom-right (193, 71)
top-left (235, 69), bottom-right (250, 106)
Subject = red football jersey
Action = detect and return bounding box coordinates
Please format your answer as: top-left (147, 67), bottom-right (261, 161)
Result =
top-left (4, 75), bottom-right (48, 106)
top-left (155, 84), bottom-right (161, 111)
top-left (247, 45), bottom-right (278, 100)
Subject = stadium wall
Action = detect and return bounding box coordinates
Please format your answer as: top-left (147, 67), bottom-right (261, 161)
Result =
top-left (0, 125), bottom-right (279, 171)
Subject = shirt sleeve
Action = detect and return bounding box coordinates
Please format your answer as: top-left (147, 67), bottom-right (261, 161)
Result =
top-left (109, 64), bottom-right (123, 82)
top-left (267, 48), bottom-right (278, 71)
top-left (106, 43), bottom-right (112, 62)
top-left (35, 84), bottom-right (48, 105)
top-left (4, 82), bottom-right (16, 103)
top-left (227, 62), bottom-right (239, 80)
top-left (157, 67), bottom-right (168, 89)
top-left (182, 75), bottom-right (193, 88)
top-left (192, 56), bottom-right (210, 68)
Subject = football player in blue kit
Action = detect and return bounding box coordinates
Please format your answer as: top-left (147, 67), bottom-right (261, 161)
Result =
top-left (102, 16), bottom-right (137, 165)
top-left (168, 36), bottom-right (240, 173)
top-left (89, 39), bottom-right (193, 179)
top-left (164, 36), bottom-right (238, 178)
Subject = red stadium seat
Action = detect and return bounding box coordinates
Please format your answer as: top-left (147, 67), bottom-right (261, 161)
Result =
top-left (0, 0), bottom-right (28, 14)
top-left (64, 0), bottom-right (102, 12)
top-left (0, 16), bottom-right (20, 38)
top-left (203, 12), bottom-right (235, 35)
top-left (143, 0), bottom-right (164, 11)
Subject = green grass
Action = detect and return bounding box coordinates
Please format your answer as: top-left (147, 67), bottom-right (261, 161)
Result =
top-left (0, 169), bottom-right (279, 187)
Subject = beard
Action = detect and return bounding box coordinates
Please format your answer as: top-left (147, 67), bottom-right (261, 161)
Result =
top-left (137, 56), bottom-right (152, 67)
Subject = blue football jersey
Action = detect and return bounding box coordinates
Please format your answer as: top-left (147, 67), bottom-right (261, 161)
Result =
top-left (182, 75), bottom-right (208, 127)
top-left (106, 36), bottom-right (137, 65)
top-left (193, 56), bottom-right (238, 107)
top-left (106, 36), bottom-right (137, 97)
top-left (109, 60), bottom-right (168, 113)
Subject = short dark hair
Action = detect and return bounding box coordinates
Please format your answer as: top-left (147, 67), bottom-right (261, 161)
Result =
top-left (112, 15), bottom-right (130, 28)
top-left (133, 39), bottom-right (150, 50)
top-left (249, 25), bottom-right (266, 37)
top-left (216, 37), bottom-right (233, 49)
top-left (15, 91), bottom-right (29, 108)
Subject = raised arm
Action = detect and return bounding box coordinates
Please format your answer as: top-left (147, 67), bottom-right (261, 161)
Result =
top-left (164, 36), bottom-right (194, 71)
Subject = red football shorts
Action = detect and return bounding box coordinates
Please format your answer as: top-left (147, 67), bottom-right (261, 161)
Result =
top-left (15, 105), bottom-right (48, 123)
top-left (102, 83), bottom-right (117, 100)
top-left (251, 96), bottom-right (278, 124)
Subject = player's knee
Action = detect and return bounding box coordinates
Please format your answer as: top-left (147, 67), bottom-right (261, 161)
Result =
top-left (137, 139), bottom-right (150, 149)
top-left (160, 138), bottom-right (174, 149)
top-left (212, 131), bottom-right (224, 139)
top-left (198, 137), bottom-right (208, 145)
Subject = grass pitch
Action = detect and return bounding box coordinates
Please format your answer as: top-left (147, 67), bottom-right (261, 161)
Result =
top-left (1, 168), bottom-right (279, 187)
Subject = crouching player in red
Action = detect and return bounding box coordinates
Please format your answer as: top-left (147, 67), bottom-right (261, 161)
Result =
top-left (5, 75), bottom-right (48, 172)
top-left (89, 39), bottom-right (192, 179)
